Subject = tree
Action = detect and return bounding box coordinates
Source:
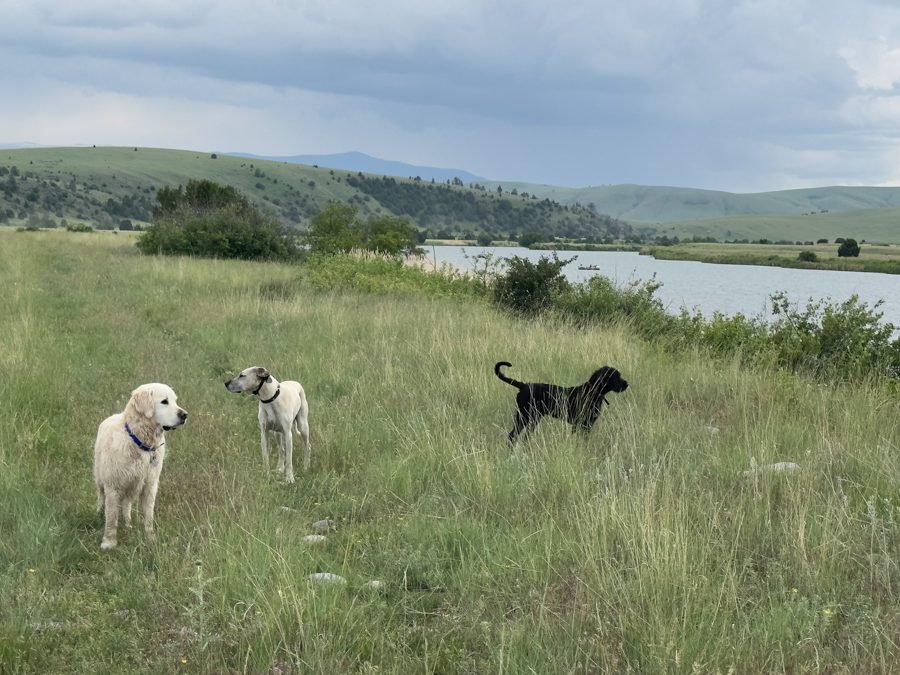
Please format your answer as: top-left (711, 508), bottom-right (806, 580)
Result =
top-left (518, 231), bottom-right (542, 247)
top-left (363, 215), bottom-right (418, 257)
top-left (308, 202), bottom-right (361, 255)
top-left (476, 233), bottom-right (493, 247)
top-left (797, 250), bottom-right (818, 262)
top-left (837, 238), bottom-right (860, 257)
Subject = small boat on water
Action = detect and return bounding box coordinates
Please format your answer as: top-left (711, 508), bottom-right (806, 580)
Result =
top-left (577, 264), bottom-right (600, 271)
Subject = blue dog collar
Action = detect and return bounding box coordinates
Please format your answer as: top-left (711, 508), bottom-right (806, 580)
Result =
top-left (125, 422), bottom-right (159, 453)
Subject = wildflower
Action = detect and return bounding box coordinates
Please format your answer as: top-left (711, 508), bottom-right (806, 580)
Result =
top-left (27, 568), bottom-right (36, 574)
top-left (823, 608), bottom-right (833, 616)
top-left (180, 657), bottom-right (188, 665)
top-left (791, 588), bottom-right (798, 594)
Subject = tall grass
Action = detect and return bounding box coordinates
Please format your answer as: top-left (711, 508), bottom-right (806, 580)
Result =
top-left (1, 231), bottom-right (900, 672)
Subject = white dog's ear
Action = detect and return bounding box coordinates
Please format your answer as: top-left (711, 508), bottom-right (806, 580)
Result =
top-left (255, 367), bottom-right (270, 381)
top-left (129, 387), bottom-right (155, 419)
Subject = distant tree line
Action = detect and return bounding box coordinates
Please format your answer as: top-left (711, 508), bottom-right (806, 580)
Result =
top-left (345, 174), bottom-right (630, 242)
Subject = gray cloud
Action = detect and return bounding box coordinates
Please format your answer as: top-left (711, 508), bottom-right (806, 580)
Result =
top-left (4, 0), bottom-right (900, 190)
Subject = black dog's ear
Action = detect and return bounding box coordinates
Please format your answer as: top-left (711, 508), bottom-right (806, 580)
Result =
top-left (255, 367), bottom-right (270, 381)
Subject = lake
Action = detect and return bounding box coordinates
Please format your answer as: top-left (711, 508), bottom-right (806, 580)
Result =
top-left (424, 245), bottom-right (900, 327)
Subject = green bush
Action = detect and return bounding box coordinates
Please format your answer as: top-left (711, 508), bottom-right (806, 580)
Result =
top-left (554, 274), bottom-right (669, 335)
top-left (137, 180), bottom-right (298, 261)
top-left (492, 253), bottom-right (573, 315)
top-left (768, 292), bottom-right (900, 378)
top-left (837, 238), bottom-right (860, 257)
top-left (797, 250), bottom-right (818, 262)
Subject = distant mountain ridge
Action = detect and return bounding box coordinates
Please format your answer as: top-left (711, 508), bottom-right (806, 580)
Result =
top-left (482, 181), bottom-right (900, 224)
top-left (226, 150), bottom-right (485, 185)
top-left (0, 146), bottom-right (629, 242)
top-left (227, 150), bottom-right (900, 226)
top-left (4, 144), bottom-right (900, 241)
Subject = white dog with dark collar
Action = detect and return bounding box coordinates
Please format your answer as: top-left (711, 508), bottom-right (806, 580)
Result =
top-left (225, 366), bottom-right (311, 484)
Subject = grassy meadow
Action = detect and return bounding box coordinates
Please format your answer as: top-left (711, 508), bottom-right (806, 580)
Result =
top-left (655, 207), bottom-right (900, 245)
top-left (3, 230), bottom-right (900, 673)
top-left (643, 241), bottom-right (900, 274)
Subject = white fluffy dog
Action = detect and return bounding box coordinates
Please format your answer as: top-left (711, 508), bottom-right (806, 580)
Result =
top-left (224, 366), bottom-right (310, 484)
top-left (93, 383), bottom-right (188, 550)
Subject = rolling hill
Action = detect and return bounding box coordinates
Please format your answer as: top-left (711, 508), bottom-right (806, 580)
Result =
top-left (482, 181), bottom-right (900, 227)
top-left (473, 181), bottom-right (900, 243)
top-left (0, 147), bottom-right (630, 241)
top-left (228, 150), bottom-right (485, 185)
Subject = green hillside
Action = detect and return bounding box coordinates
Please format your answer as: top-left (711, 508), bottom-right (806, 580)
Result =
top-left (656, 206), bottom-right (900, 244)
top-left (0, 147), bottom-right (631, 241)
top-left (484, 180), bottom-right (900, 226)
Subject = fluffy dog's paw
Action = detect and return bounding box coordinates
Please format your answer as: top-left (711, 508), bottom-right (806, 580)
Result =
top-left (100, 538), bottom-right (117, 551)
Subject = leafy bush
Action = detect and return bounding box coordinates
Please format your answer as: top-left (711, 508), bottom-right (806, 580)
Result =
top-left (66, 223), bottom-right (94, 232)
top-left (554, 274), bottom-right (668, 335)
top-left (137, 209), bottom-right (298, 261)
top-left (837, 238), bottom-right (860, 258)
top-left (768, 292), bottom-right (899, 378)
top-left (492, 253), bottom-right (573, 315)
top-left (137, 180), bottom-right (298, 261)
top-left (797, 250), bottom-right (818, 262)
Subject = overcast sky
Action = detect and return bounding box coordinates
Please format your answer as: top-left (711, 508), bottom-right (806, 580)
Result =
top-left (3, 1), bottom-right (900, 192)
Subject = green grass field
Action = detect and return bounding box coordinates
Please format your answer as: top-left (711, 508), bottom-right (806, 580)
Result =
top-left (657, 208), bottom-right (900, 246)
top-left (642, 241), bottom-right (900, 274)
top-left (3, 231), bottom-right (900, 672)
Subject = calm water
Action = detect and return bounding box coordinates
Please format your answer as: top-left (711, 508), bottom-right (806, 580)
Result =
top-left (425, 245), bottom-right (900, 326)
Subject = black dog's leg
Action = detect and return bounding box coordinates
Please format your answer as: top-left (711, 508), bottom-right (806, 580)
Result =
top-left (508, 408), bottom-right (537, 444)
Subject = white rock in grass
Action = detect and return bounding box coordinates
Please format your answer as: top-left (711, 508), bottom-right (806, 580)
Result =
top-left (278, 505), bottom-right (299, 513)
top-left (311, 518), bottom-right (334, 533)
top-left (743, 462), bottom-right (800, 477)
top-left (302, 534), bottom-right (327, 545)
top-left (365, 580), bottom-right (385, 590)
top-left (309, 572), bottom-right (346, 585)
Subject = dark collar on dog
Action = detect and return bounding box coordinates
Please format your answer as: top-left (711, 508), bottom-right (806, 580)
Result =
top-left (125, 422), bottom-right (161, 453)
top-left (252, 377), bottom-right (268, 396)
top-left (259, 386), bottom-right (281, 404)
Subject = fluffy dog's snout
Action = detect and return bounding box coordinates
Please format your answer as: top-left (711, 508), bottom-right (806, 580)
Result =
top-left (178, 409), bottom-right (188, 421)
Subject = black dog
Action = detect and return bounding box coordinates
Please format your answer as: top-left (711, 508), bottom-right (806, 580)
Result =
top-left (495, 361), bottom-right (628, 443)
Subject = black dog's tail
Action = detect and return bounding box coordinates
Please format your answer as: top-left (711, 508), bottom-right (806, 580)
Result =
top-left (495, 361), bottom-right (526, 389)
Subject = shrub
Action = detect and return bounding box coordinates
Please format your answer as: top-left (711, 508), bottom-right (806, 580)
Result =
top-left (137, 209), bottom-right (297, 261)
top-left (768, 292), bottom-right (899, 378)
top-left (66, 223), bottom-right (94, 232)
top-left (517, 231), bottom-right (542, 248)
top-left (492, 253), bottom-right (573, 315)
top-left (797, 250), bottom-right (818, 262)
top-left (137, 180), bottom-right (298, 261)
top-left (837, 238), bottom-right (860, 257)
top-left (554, 274), bottom-right (668, 335)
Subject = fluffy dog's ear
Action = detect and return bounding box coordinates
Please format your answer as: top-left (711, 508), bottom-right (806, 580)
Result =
top-left (255, 367), bottom-right (270, 381)
top-left (129, 387), bottom-right (155, 419)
